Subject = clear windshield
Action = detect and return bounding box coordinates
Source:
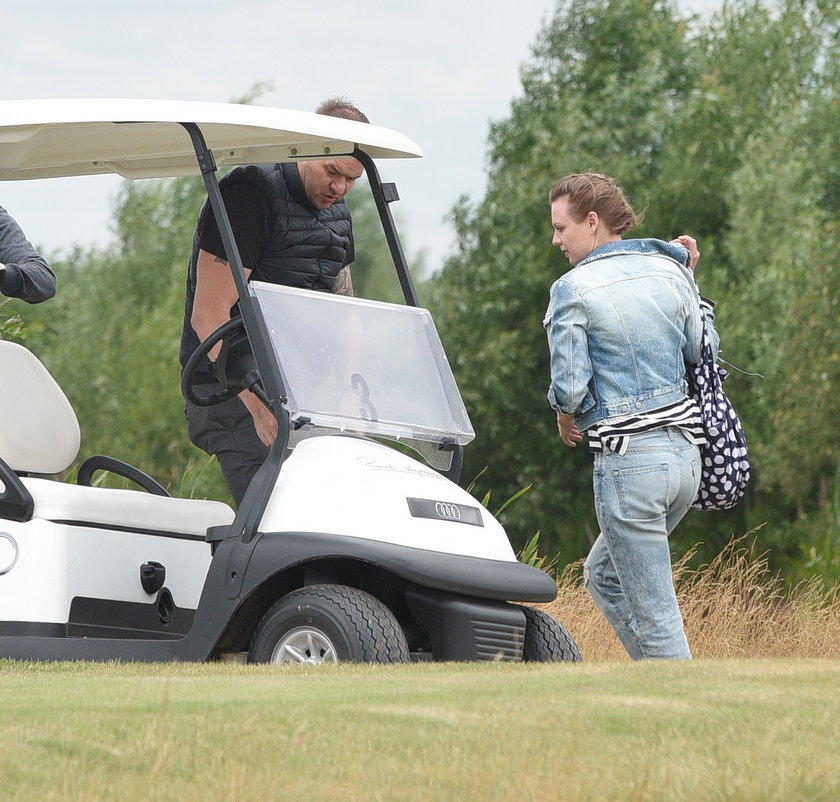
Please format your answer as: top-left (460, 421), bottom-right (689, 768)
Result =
top-left (249, 282), bottom-right (474, 468)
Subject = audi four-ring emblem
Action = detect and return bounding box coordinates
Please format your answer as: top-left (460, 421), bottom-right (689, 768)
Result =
top-left (406, 497), bottom-right (484, 527)
top-left (434, 501), bottom-right (461, 520)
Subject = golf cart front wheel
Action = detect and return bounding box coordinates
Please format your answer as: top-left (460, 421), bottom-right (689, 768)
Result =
top-left (522, 606), bottom-right (582, 662)
top-left (248, 584), bottom-right (410, 664)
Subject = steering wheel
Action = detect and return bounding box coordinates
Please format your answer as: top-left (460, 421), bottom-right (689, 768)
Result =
top-left (181, 317), bottom-right (265, 407)
top-left (350, 373), bottom-right (379, 422)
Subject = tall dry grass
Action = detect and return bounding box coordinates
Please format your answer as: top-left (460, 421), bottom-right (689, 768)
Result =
top-left (541, 531), bottom-right (840, 660)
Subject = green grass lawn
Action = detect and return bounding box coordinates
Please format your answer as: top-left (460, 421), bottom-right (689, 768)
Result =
top-left (1, 659), bottom-right (838, 801)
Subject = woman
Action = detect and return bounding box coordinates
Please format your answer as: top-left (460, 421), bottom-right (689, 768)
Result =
top-left (544, 173), bottom-right (717, 660)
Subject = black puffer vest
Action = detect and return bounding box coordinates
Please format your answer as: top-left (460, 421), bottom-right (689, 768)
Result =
top-left (240, 162), bottom-right (352, 289)
top-left (180, 162), bottom-right (352, 370)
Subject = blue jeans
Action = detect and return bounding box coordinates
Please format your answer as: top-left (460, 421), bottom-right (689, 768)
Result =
top-left (584, 427), bottom-right (700, 660)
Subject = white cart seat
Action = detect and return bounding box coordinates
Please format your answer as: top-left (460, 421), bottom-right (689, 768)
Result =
top-left (0, 340), bottom-right (234, 536)
top-left (0, 340), bottom-right (80, 475)
top-left (20, 477), bottom-right (234, 537)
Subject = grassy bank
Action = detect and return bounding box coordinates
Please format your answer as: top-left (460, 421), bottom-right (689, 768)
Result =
top-left (544, 536), bottom-right (840, 660)
top-left (1, 659), bottom-right (839, 801)
top-left (4, 538), bottom-right (840, 800)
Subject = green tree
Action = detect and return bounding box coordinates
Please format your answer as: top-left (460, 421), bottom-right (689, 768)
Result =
top-left (429, 0), bottom-right (840, 578)
top-left (430, 0), bottom-right (700, 565)
top-left (346, 178), bottom-right (427, 303)
top-left (671, 0), bottom-right (840, 578)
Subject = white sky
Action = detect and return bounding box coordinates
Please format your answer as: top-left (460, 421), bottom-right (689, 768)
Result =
top-left (2, 0), bottom-right (721, 272)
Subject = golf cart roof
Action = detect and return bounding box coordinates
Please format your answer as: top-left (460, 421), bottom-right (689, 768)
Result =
top-left (0, 98), bottom-right (423, 181)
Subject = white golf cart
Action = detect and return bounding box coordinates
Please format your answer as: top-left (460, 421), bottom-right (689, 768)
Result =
top-left (0, 99), bottom-right (580, 664)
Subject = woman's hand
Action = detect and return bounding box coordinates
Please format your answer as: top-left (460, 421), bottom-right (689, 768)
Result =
top-left (556, 411), bottom-right (583, 448)
top-left (670, 235), bottom-right (700, 271)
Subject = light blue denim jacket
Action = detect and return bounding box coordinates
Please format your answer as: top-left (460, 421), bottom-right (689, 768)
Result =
top-left (544, 238), bottom-right (718, 430)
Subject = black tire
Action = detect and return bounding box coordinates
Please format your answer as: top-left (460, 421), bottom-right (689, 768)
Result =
top-left (249, 584), bottom-right (410, 664)
top-left (522, 606), bottom-right (582, 662)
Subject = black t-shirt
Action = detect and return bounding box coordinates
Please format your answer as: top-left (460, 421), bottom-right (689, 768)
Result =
top-left (198, 172), bottom-right (355, 269)
top-left (180, 163), bottom-right (355, 372)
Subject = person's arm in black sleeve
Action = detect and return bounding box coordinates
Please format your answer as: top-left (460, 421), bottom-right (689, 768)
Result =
top-left (0, 205), bottom-right (56, 303)
top-left (198, 182), bottom-right (268, 268)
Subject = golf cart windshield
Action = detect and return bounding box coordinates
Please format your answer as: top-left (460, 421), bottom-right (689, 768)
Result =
top-left (250, 283), bottom-right (474, 468)
top-left (0, 99), bottom-right (468, 474)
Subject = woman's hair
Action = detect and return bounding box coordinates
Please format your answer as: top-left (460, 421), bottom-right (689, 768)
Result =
top-left (549, 173), bottom-right (638, 236)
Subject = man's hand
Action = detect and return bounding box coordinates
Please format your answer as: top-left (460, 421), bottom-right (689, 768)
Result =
top-left (556, 411), bottom-right (583, 448)
top-left (239, 389), bottom-right (278, 446)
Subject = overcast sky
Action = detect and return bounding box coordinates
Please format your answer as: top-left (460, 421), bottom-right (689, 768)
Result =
top-left (3, 0), bottom-right (721, 273)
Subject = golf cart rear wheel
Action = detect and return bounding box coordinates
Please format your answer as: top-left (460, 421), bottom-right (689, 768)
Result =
top-left (248, 584), bottom-right (410, 664)
top-left (522, 606), bottom-right (582, 662)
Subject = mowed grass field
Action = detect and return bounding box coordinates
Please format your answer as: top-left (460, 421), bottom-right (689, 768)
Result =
top-left (2, 658), bottom-right (839, 801)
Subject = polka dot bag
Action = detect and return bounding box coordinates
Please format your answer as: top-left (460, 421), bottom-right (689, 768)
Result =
top-left (686, 308), bottom-right (751, 510)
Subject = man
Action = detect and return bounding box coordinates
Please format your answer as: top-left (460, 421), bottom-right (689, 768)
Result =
top-left (0, 205), bottom-right (56, 304)
top-left (179, 97), bottom-right (369, 504)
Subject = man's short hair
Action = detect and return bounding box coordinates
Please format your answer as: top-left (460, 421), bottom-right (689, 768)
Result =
top-left (316, 96), bottom-right (370, 124)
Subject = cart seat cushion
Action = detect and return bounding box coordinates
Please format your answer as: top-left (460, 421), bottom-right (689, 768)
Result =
top-left (0, 341), bottom-right (80, 474)
top-left (21, 477), bottom-right (235, 537)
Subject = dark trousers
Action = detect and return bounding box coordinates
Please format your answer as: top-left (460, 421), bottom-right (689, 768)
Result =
top-left (185, 395), bottom-right (269, 505)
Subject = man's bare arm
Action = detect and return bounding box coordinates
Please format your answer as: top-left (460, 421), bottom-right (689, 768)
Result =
top-left (191, 249), bottom-right (251, 359)
top-left (191, 250), bottom-right (277, 446)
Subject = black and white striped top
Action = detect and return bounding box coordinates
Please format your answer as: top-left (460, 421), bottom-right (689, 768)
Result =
top-left (588, 398), bottom-right (707, 455)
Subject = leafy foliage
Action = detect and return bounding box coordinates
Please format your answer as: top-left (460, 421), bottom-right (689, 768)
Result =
top-left (345, 178), bottom-right (427, 303)
top-left (0, 301), bottom-right (26, 342)
top-left (3, 0), bottom-right (837, 582)
top-left (429, 0), bottom-right (840, 576)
